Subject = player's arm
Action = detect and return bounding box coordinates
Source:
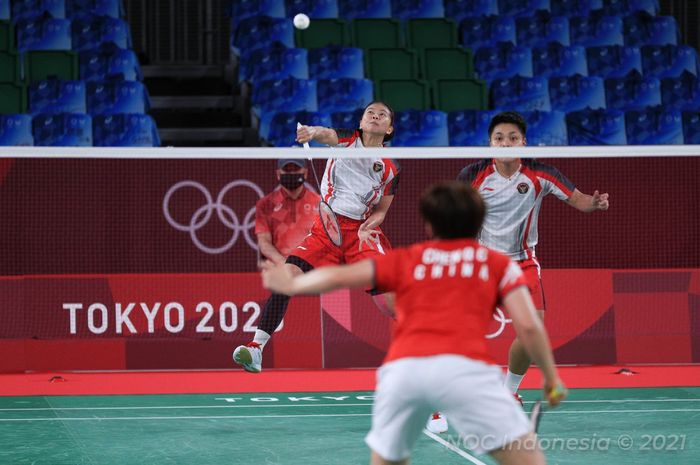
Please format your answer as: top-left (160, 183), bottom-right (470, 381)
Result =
top-left (261, 259), bottom-right (375, 295)
top-left (296, 125), bottom-right (339, 146)
top-left (359, 195), bottom-right (393, 250)
top-left (502, 286), bottom-right (567, 407)
top-left (567, 189), bottom-right (610, 212)
top-left (256, 232), bottom-right (286, 265)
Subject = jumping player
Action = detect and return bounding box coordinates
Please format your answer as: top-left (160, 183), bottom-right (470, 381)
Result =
top-left (260, 181), bottom-right (567, 465)
top-left (233, 101), bottom-right (400, 373)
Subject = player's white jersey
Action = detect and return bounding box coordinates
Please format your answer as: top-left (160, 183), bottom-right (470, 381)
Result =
top-left (321, 129), bottom-right (400, 220)
top-left (458, 159), bottom-right (575, 260)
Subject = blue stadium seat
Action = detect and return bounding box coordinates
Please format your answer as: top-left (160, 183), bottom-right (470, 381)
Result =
top-left (67, 0), bottom-right (125, 19)
top-left (602, 0), bottom-right (659, 15)
top-left (71, 15), bottom-right (130, 51)
top-left (523, 110), bottom-right (568, 146)
top-left (447, 109), bottom-right (498, 146)
top-left (492, 76), bottom-right (550, 112)
top-left (32, 112), bottom-right (92, 146)
top-left (12, 0), bottom-right (66, 22)
top-left (0, 114), bottom-right (34, 146)
top-left (391, 0), bottom-right (444, 19)
top-left (516, 12), bottom-right (569, 48)
top-left (550, 0), bottom-right (602, 17)
top-left (252, 77), bottom-right (317, 113)
top-left (87, 79), bottom-right (148, 115)
top-left (533, 43), bottom-right (587, 78)
top-left (267, 110), bottom-right (332, 146)
top-left (661, 72), bottom-right (700, 111)
top-left (0, 0), bottom-right (9, 20)
top-left (239, 46), bottom-right (308, 82)
top-left (549, 75), bottom-right (606, 112)
top-left (641, 45), bottom-right (698, 79)
top-left (231, 16), bottom-right (294, 56)
top-left (79, 43), bottom-right (141, 81)
top-left (228, 0), bottom-right (285, 30)
top-left (625, 107), bottom-right (682, 144)
top-left (391, 109), bottom-right (448, 146)
top-left (338, 0), bottom-right (391, 19)
top-left (682, 111), bottom-right (700, 144)
top-left (28, 78), bottom-right (86, 114)
top-left (444, 0), bottom-right (497, 23)
top-left (308, 46), bottom-right (364, 79)
top-left (586, 45), bottom-right (642, 78)
top-left (605, 71), bottom-right (661, 111)
top-left (16, 17), bottom-right (72, 51)
top-left (498, 0), bottom-right (550, 18)
top-left (624, 11), bottom-right (678, 47)
top-left (460, 15), bottom-right (515, 51)
top-left (566, 108), bottom-right (626, 144)
top-left (474, 43), bottom-right (532, 81)
top-left (286, 0), bottom-right (339, 18)
top-left (331, 108), bottom-right (365, 129)
top-left (317, 78), bottom-right (373, 113)
top-left (93, 113), bottom-right (159, 146)
top-left (570, 14), bottom-right (623, 47)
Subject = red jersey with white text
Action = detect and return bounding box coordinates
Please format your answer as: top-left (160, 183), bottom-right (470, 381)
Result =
top-left (321, 128), bottom-right (400, 220)
top-left (255, 186), bottom-right (320, 258)
top-left (373, 238), bottom-right (527, 365)
top-left (458, 159), bottom-right (575, 260)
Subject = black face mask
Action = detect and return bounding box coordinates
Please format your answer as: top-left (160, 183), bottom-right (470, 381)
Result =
top-left (280, 173), bottom-right (304, 190)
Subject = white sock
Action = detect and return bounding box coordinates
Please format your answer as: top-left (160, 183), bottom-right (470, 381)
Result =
top-left (504, 370), bottom-right (525, 393)
top-left (253, 330), bottom-right (271, 349)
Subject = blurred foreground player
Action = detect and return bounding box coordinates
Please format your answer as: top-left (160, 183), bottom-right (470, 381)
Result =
top-left (261, 181), bottom-right (567, 465)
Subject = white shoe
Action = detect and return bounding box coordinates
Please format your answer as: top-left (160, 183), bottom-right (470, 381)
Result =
top-left (233, 342), bottom-right (262, 373)
top-left (426, 412), bottom-right (448, 434)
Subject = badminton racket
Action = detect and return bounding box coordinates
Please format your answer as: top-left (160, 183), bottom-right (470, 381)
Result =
top-left (297, 123), bottom-right (343, 247)
top-left (529, 382), bottom-right (567, 434)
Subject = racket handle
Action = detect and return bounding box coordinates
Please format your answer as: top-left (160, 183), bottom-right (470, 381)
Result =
top-left (297, 122), bottom-right (311, 149)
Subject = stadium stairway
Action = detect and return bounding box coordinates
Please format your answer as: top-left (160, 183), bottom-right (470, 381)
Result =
top-left (143, 64), bottom-right (259, 147)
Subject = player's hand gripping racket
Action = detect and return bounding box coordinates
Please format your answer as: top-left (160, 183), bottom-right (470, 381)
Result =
top-left (297, 123), bottom-right (343, 247)
top-left (529, 381), bottom-right (568, 433)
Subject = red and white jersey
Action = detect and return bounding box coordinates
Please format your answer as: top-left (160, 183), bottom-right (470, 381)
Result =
top-left (321, 128), bottom-right (400, 220)
top-left (373, 238), bottom-right (527, 365)
top-left (458, 159), bottom-right (575, 261)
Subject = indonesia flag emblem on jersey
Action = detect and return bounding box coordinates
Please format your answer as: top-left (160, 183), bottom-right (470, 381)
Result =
top-left (517, 183), bottom-right (529, 194)
top-left (373, 161), bottom-right (383, 172)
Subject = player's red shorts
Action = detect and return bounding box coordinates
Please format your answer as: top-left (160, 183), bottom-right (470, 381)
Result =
top-left (517, 258), bottom-right (545, 311)
top-left (289, 214), bottom-right (392, 268)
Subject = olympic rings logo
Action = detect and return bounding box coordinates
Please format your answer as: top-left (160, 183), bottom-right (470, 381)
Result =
top-left (485, 307), bottom-right (512, 339)
top-left (163, 180), bottom-right (264, 254)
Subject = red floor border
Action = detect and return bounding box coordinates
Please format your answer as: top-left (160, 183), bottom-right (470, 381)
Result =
top-left (1, 365), bottom-right (699, 396)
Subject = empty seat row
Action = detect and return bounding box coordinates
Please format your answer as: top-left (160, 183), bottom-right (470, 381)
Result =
top-left (0, 43), bottom-right (142, 84)
top-left (475, 43), bottom-right (697, 81)
top-left (492, 71), bottom-right (700, 113)
top-left (0, 112), bottom-right (159, 146)
top-left (250, 76), bottom-right (489, 117)
top-left (260, 106), bottom-right (695, 147)
top-left (226, 0), bottom-right (659, 23)
top-left (238, 45), bottom-right (474, 83)
top-left (3, 14), bottom-right (131, 52)
top-left (1, 0), bottom-right (123, 21)
top-left (0, 78), bottom-right (149, 115)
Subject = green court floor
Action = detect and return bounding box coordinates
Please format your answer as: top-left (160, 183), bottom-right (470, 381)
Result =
top-left (1, 387), bottom-right (698, 465)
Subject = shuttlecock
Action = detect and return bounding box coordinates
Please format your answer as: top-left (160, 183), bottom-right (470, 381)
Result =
top-left (293, 13), bottom-right (310, 30)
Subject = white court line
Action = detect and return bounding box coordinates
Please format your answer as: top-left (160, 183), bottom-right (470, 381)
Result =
top-left (2, 398), bottom-right (698, 412)
top-left (2, 408), bottom-right (699, 422)
top-left (0, 403), bottom-right (373, 412)
top-left (0, 413), bottom-right (373, 422)
top-left (423, 430), bottom-right (488, 465)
